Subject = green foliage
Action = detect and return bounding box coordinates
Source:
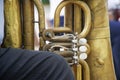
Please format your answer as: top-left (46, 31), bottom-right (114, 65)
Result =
top-left (42, 0), bottom-right (49, 5)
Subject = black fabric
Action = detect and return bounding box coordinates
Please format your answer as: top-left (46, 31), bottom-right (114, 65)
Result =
top-left (0, 48), bottom-right (74, 80)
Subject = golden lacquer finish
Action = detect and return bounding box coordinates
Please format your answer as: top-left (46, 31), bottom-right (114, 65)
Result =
top-left (3, 0), bottom-right (22, 48)
top-left (2, 0), bottom-right (116, 80)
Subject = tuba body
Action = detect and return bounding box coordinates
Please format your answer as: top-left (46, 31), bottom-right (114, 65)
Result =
top-left (2, 0), bottom-right (116, 80)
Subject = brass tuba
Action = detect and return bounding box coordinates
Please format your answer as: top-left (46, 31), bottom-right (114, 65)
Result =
top-left (2, 0), bottom-right (116, 80)
top-left (2, 0), bottom-right (45, 50)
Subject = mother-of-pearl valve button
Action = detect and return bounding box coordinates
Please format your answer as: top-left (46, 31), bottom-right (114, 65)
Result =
top-left (79, 53), bottom-right (87, 60)
top-left (79, 38), bottom-right (87, 44)
top-left (79, 46), bottom-right (87, 52)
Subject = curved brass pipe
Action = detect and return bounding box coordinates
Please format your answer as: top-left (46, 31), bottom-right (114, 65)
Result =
top-left (79, 60), bottom-right (90, 80)
top-left (43, 43), bottom-right (73, 51)
top-left (54, 1), bottom-right (91, 38)
top-left (33, 0), bottom-right (45, 50)
top-left (53, 51), bottom-right (74, 57)
top-left (43, 27), bottom-right (72, 41)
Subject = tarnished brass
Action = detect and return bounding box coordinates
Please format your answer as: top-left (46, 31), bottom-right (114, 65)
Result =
top-left (85, 0), bottom-right (116, 79)
top-left (22, 0), bottom-right (34, 50)
top-left (33, 0), bottom-right (45, 50)
top-left (54, 1), bottom-right (91, 38)
top-left (73, 64), bottom-right (82, 80)
top-left (2, 0), bottom-right (116, 80)
top-left (43, 1), bottom-right (91, 80)
top-left (2, 0), bottom-right (45, 50)
top-left (64, 0), bottom-right (82, 33)
top-left (43, 28), bottom-right (72, 41)
top-left (79, 59), bottom-right (90, 80)
top-left (2, 0), bottom-right (22, 48)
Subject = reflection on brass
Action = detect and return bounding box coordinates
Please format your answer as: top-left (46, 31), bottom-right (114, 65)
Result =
top-left (2, 0), bottom-right (116, 80)
top-left (79, 59), bottom-right (90, 80)
top-left (54, 1), bottom-right (91, 38)
top-left (85, 0), bottom-right (116, 79)
top-left (33, 0), bottom-right (45, 50)
top-left (43, 1), bottom-right (91, 80)
top-left (22, 0), bottom-right (34, 50)
top-left (73, 64), bottom-right (82, 80)
top-left (2, 0), bottom-right (45, 50)
top-left (2, 0), bottom-right (22, 48)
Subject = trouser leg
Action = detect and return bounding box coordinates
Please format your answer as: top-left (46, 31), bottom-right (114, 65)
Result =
top-left (0, 48), bottom-right (74, 80)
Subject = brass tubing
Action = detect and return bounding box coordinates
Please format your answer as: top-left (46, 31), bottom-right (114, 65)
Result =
top-left (42, 29), bottom-right (55, 40)
top-left (50, 43), bottom-right (73, 47)
top-left (43, 34), bottom-right (72, 42)
top-left (43, 27), bottom-right (72, 35)
top-left (43, 44), bottom-right (51, 51)
top-left (79, 60), bottom-right (90, 80)
top-left (53, 27), bottom-right (72, 33)
top-left (74, 3), bottom-right (82, 33)
top-left (22, 0), bottom-right (34, 50)
top-left (51, 36), bottom-right (72, 42)
top-left (64, 2), bottom-right (82, 80)
top-left (54, 1), bottom-right (91, 38)
top-left (65, 57), bottom-right (73, 63)
top-left (43, 43), bottom-right (72, 51)
top-left (64, 0), bottom-right (82, 33)
top-left (33, 0), bottom-right (45, 50)
top-left (65, 3), bottom-right (73, 29)
top-left (85, 0), bottom-right (116, 79)
top-left (73, 64), bottom-right (82, 80)
top-left (33, 0), bottom-right (45, 32)
top-left (43, 28), bottom-right (72, 41)
top-left (2, 0), bottom-right (22, 48)
top-left (53, 51), bottom-right (74, 57)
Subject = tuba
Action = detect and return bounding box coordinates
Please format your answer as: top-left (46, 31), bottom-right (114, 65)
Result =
top-left (2, 0), bottom-right (116, 80)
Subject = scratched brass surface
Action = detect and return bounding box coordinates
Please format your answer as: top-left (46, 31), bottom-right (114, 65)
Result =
top-left (22, 0), bottom-right (34, 50)
top-left (2, 0), bottom-right (116, 80)
top-left (33, 0), bottom-right (45, 50)
top-left (2, 0), bottom-right (22, 48)
top-left (85, 0), bottom-right (116, 80)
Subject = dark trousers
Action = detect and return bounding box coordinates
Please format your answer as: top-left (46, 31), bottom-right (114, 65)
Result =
top-left (0, 48), bottom-right (74, 80)
top-left (110, 21), bottom-right (120, 80)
